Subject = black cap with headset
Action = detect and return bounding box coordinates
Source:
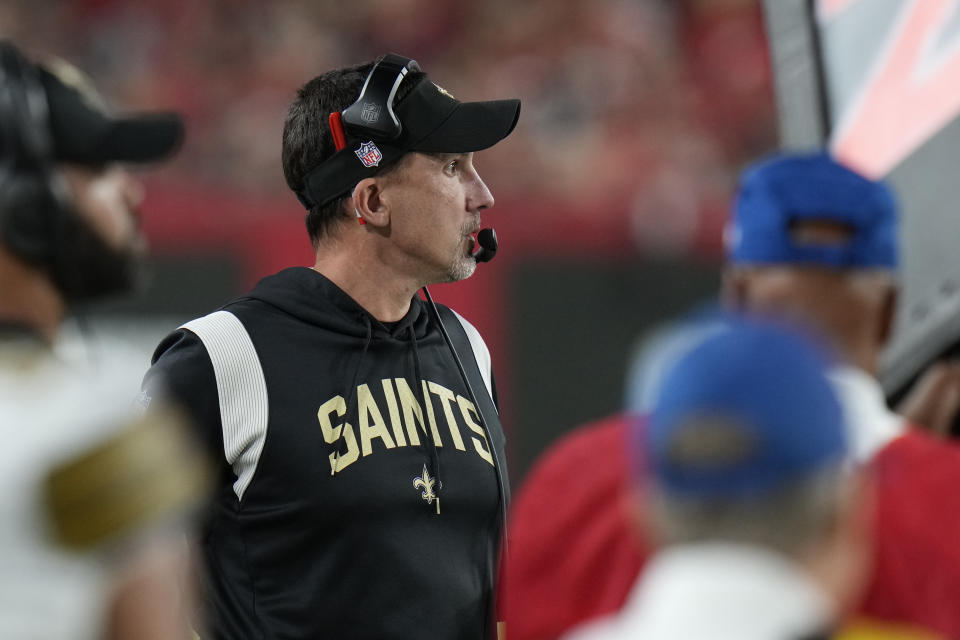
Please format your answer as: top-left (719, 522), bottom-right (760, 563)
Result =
top-left (0, 41), bottom-right (184, 302)
top-left (295, 53), bottom-right (520, 214)
top-left (0, 43), bottom-right (183, 172)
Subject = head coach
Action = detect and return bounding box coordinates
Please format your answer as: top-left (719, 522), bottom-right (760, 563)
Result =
top-left (144, 53), bottom-right (520, 639)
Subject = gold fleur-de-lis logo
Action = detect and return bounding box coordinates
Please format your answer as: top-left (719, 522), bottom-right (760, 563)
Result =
top-left (413, 464), bottom-right (440, 514)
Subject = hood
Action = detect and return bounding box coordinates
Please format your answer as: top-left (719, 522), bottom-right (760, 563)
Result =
top-left (242, 267), bottom-right (431, 341)
top-left (243, 268), bottom-right (446, 487)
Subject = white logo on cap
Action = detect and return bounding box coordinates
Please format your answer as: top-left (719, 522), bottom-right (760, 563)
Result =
top-left (355, 141), bottom-right (383, 168)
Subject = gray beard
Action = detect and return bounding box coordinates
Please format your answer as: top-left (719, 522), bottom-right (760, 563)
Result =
top-left (444, 222), bottom-right (479, 282)
top-left (446, 254), bottom-right (477, 282)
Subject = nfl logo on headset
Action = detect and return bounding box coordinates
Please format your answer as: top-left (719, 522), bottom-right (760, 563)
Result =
top-left (355, 141), bottom-right (383, 168)
top-left (360, 101), bottom-right (381, 123)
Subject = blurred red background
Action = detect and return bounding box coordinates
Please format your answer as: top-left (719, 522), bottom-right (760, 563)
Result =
top-left (2, 0), bottom-right (777, 479)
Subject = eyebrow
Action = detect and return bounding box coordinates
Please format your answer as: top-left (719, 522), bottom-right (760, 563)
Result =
top-left (424, 151), bottom-right (467, 162)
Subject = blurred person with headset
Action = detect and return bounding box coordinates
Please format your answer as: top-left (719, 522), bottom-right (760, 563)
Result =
top-left (0, 41), bottom-right (210, 639)
top-left (505, 152), bottom-right (960, 639)
top-left (143, 53), bottom-right (520, 639)
top-left (565, 314), bottom-right (874, 640)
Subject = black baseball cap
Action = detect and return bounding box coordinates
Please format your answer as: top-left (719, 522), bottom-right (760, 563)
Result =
top-left (297, 65), bottom-right (521, 210)
top-left (37, 60), bottom-right (184, 165)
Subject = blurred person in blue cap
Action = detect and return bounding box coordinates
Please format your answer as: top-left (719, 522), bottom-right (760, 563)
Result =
top-left (564, 314), bottom-right (872, 640)
top-left (506, 151), bottom-right (960, 640)
top-left (723, 151), bottom-right (901, 461)
top-left (0, 41), bottom-right (210, 639)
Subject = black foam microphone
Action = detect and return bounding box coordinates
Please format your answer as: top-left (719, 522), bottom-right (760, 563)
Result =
top-left (473, 228), bottom-right (498, 263)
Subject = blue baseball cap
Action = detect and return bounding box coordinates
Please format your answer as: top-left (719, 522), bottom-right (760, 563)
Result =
top-left (640, 314), bottom-right (846, 498)
top-left (726, 151), bottom-right (898, 269)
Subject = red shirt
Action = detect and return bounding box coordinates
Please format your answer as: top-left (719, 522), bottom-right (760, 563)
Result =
top-left (504, 414), bottom-right (960, 639)
top-left (503, 416), bottom-right (648, 640)
top-left (861, 428), bottom-right (960, 637)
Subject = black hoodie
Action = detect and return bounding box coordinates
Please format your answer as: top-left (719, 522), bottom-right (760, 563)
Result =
top-left (145, 267), bottom-right (508, 640)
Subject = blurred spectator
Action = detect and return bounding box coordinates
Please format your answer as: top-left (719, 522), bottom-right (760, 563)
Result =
top-left (564, 314), bottom-right (869, 640)
top-left (504, 152), bottom-right (960, 639)
top-left (0, 41), bottom-right (209, 639)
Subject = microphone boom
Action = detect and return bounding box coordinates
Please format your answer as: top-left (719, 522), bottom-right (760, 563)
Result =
top-left (473, 228), bottom-right (498, 263)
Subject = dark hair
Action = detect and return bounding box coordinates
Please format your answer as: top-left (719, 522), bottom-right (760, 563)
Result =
top-left (282, 61), bottom-right (426, 246)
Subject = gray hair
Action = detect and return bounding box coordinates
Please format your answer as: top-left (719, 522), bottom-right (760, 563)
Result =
top-left (646, 465), bottom-right (853, 557)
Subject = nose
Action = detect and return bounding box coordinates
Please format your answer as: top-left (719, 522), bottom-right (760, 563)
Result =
top-left (121, 170), bottom-right (146, 211)
top-left (467, 170), bottom-right (495, 213)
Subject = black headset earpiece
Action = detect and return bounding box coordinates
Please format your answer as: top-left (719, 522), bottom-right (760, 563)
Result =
top-left (1, 178), bottom-right (61, 263)
top-left (0, 41), bottom-right (68, 267)
top-left (341, 53), bottom-right (420, 140)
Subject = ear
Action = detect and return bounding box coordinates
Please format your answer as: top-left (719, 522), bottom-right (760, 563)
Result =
top-left (877, 281), bottom-right (898, 347)
top-left (352, 178), bottom-right (389, 228)
top-left (721, 267), bottom-right (749, 312)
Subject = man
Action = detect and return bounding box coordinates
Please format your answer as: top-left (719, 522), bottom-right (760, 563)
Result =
top-left (505, 152), bottom-right (960, 639)
top-left (144, 53), bottom-right (520, 639)
top-left (0, 41), bottom-right (209, 639)
top-left (565, 315), bottom-right (871, 640)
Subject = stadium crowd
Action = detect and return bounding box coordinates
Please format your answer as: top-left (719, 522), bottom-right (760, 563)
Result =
top-left (2, 0), bottom-right (772, 250)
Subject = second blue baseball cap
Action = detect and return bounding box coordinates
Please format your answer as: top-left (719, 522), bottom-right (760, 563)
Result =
top-left (642, 313), bottom-right (847, 498)
top-left (725, 151), bottom-right (898, 269)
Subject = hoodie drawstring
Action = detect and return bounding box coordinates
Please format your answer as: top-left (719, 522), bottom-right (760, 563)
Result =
top-left (329, 312), bottom-right (442, 515)
top-left (331, 316), bottom-right (373, 475)
top-left (409, 324), bottom-right (441, 513)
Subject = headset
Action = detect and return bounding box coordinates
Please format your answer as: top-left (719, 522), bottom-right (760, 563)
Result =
top-left (0, 42), bottom-right (139, 303)
top-left (336, 53), bottom-right (500, 262)
top-left (341, 55), bottom-right (509, 558)
top-left (0, 41), bottom-right (72, 270)
top-left (341, 53), bottom-right (419, 140)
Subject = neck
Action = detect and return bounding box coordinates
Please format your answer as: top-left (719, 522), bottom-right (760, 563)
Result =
top-left (0, 248), bottom-right (64, 343)
top-left (844, 340), bottom-right (878, 377)
top-left (811, 328), bottom-right (876, 377)
top-left (800, 534), bottom-right (868, 619)
top-left (313, 238), bottom-right (421, 323)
